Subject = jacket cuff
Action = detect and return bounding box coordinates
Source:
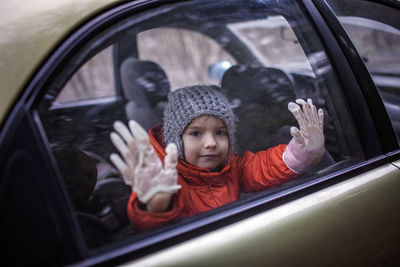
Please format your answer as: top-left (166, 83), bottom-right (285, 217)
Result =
top-left (283, 138), bottom-right (324, 174)
top-left (127, 192), bottom-right (181, 232)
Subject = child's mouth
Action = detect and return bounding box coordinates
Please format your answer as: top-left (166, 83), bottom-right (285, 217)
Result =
top-left (200, 154), bottom-right (217, 158)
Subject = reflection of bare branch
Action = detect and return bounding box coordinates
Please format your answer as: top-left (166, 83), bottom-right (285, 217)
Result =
top-left (344, 24), bottom-right (400, 72)
top-left (57, 48), bottom-right (114, 102)
top-left (53, 19), bottom-right (400, 103)
top-left (138, 28), bottom-right (237, 89)
top-left (58, 28), bottom-right (237, 102)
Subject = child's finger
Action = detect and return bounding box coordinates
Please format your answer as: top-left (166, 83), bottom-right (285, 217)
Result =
top-left (110, 132), bottom-right (131, 161)
top-left (164, 143), bottom-right (178, 170)
top-left (113, 121), bottom-right (134, 144)
top-left (318, 108), bottom-right (324, 131)
top-left (307, 99), bottom-right (319, 125)
top-left (129, 120), bottom-right (153, 151)
top-left (296, 98), bottom-right (307, 104)
top-left (129, 120), bottom-right (148, 141)
top-left (128, 138), bottom-right (139, 170)
top-left (290, 126), bottom-right (305, 146)
top-left (110, 153), bottom-right (132, 186)
top-left (288, 102), bottom-right (307, 129)
top-left (296, 98), bottom-right (312, 124)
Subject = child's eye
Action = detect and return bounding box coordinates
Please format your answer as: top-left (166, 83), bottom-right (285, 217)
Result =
top-left (216, 130), bottom-right (227, 136)
top-left (190, 131), bottom-right (201, 136)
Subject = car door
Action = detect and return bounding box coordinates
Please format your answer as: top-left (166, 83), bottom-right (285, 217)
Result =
top-left (0, 0), bottom-right (399, 266)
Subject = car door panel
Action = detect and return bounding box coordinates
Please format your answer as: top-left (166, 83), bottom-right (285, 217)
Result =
top-left (126, 162), bottom-right (400, 266)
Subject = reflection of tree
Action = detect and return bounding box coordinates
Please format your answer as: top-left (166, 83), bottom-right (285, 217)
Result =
top-left (138, 28), bottom-right (237, 89)
top-left (237, 26), bottom-right (309, 70)
top-left (346, 25), bottom-right (400, 72)
top-left (58, 28), bottom-right (237, 102)
top-left (71, 72), bottom-right (89, 98)
top-left (57, 48), bottom-right (114, 102)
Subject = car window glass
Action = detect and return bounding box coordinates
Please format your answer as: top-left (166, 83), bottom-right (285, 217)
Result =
top-left (227, 16), bottom-right (313, 73)
top-left (326, 0), bottom-right (400, 143)
top-left (35, 0), bottom-right (364, 251)
top-left (55, 47), bottom-right (115, 103)
top-left (138, 28), bottom-right (237, 89)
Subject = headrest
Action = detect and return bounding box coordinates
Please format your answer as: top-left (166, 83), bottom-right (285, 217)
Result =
top-left (120, 58), bottom-right (170, 108)
top-left (220, 65), bottom-right (297, 153)
top-left (221, 65), bottom-right (295, 107)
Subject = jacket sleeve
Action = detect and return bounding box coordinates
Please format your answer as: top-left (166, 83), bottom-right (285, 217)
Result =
top-left (127, 191), bottom-right (183, 232)
top-left (236, 144), bottom-right (298, 192)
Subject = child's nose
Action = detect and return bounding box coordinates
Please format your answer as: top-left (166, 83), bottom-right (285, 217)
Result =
top-left (204, 133), bottom-right (217, 149)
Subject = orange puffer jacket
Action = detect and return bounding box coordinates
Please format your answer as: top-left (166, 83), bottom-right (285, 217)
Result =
top-left (127, 125), bottom-right (297, 232)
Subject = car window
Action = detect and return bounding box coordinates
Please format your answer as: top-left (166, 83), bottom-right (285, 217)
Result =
top-left (326, 0), bottom-right (400, 143)
top-left (35, 0), bottom-right (365, 252)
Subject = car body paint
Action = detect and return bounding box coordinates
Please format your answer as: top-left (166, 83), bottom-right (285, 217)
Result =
top-left (0, 0), bottom-right (123, 125)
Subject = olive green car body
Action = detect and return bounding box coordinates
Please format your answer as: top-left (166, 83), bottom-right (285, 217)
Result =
top-left (0, 0), bottom-right (121, 126)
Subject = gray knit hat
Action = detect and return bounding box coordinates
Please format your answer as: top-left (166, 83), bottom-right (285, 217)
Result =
top-left (163, 85), bottom-right (236, 158)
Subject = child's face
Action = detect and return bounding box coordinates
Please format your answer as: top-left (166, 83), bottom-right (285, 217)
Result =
top-left (182, 115), bottom-right (229, 170)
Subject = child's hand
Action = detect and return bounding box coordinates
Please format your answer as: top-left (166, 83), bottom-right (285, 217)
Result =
top-left (109, 120), bottom-right (181, 204)
top-left (283, 99), bottom-right (325, 173)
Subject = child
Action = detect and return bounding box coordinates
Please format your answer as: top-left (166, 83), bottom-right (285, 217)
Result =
top-left (110, 85), bottom-right (325, 232)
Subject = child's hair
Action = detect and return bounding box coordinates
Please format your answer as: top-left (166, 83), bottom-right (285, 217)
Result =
top-left (163, 85), bottom-right (236, 158)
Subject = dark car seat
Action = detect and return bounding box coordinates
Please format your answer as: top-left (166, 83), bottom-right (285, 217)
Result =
top-left (52, 146), bottom-right (116, 248)
top-left (120, 57), bottom-right (170, 130)
top-left (221, 65), bottom-right (297, 154)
